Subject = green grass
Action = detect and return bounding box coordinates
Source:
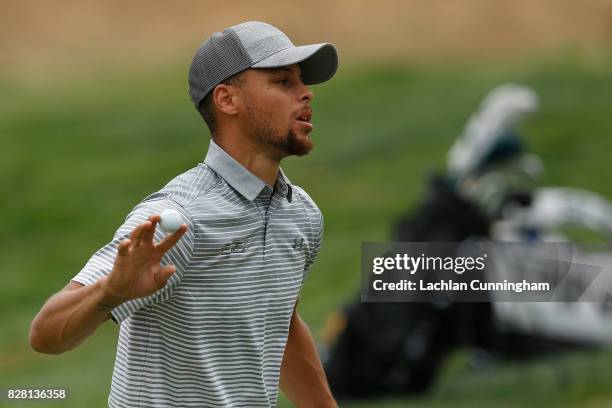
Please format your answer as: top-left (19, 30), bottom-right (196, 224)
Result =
top-left (3, 50), bottom-right (612, 407)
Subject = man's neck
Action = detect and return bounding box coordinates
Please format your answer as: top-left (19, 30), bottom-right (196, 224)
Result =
top-left (212, 135), bottom-right (282, 187)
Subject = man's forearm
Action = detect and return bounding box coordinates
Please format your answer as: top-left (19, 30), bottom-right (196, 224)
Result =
top-left (280, 311), bottom-right (337, 407)
top-left (29, 278), bottom-right (122, 354)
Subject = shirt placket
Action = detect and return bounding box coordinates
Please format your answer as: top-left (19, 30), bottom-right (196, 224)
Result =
top-left (254, 186), bottom-right (274, 259)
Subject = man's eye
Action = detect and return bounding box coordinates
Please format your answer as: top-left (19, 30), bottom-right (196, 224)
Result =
top-left (276, 79), bottom-right (290, 85)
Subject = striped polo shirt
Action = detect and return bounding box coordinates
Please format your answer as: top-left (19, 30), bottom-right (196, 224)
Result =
top-left (72, 140), bottom-right (323, 407)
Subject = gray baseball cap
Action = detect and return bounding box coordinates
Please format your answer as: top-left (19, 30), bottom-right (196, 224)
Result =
top-left (188, 21), bottom-right (339, 108)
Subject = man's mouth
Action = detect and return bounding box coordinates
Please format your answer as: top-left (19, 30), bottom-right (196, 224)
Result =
top-left (295, 108), bottom-right (314, 131)
top-left (296, 109), bottom-right (312, 123)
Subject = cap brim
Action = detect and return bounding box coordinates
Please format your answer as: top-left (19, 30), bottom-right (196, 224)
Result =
top-left (251, 43), bottom-right (338, 85)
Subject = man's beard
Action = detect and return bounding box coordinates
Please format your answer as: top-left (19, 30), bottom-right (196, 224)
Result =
top-left (245, 103), bottom-right (313, 157)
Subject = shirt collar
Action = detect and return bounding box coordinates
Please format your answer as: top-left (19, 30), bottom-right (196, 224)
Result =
top-left (275, 167), bottom-right (293, 202)
top-left (203, 140), bottom-right (293, 202)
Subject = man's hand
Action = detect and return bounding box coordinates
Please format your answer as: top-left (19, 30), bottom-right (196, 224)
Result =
top-left (29, 213), bottom-right (188, 354)
top-left (101, 214), bottom-right (188, 304)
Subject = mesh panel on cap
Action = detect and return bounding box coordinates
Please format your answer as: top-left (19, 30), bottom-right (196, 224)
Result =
top-left (188, 29), bottom-right (252, 107)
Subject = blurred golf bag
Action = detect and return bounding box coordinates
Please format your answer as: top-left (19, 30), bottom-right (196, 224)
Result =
top-left (323, 85), bottom-right (612, 399)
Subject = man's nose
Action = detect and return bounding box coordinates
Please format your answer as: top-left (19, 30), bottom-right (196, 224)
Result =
top-left (300, 84), bottom-right (315, 103)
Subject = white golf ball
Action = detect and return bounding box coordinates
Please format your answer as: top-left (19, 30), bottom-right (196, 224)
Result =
top-left (159, 209), bottom-right (182, 233)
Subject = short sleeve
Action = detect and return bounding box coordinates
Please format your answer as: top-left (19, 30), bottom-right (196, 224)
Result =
top-left (72, 198), bottom-right (195, 323)
top-left (303, 210), bottom-right (323, 281)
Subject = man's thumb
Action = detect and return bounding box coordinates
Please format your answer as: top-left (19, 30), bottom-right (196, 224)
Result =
top-left (154, 265), bottom-right (176, 289)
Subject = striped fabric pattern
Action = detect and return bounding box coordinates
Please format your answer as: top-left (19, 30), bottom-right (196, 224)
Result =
top-left (72, 140), bottom-right (323, 407)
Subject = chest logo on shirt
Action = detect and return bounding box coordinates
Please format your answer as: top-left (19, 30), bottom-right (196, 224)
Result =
top-left (220, 239), bottom-right (248, 255)
top-left (293, 237), bottom-right (305, 249)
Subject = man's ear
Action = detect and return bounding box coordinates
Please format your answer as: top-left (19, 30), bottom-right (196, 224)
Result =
top-left (212, 84), bottom-right (239, 116)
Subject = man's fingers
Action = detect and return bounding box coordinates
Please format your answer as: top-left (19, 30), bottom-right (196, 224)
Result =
top-left (141, 215), bottom-right (161, 244)
top-left (117, 239), bottom-right (132, 256)
top-left (129, 221), bottom-right (149, 246)
top-left (156, 224), bottom-right (188, 254)
top-left (154, 265), bottom-right (176, 289)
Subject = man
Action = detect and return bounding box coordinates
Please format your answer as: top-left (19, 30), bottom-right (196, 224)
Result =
top-left (29, 21), bottom-right (338, 407)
